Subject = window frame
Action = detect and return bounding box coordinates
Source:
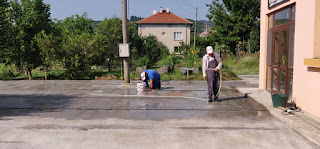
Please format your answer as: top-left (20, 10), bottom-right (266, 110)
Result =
top-left (174, 32), bottom-right (183, 41)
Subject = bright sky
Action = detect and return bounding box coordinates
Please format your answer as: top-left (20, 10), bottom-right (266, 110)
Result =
top-left (43, 0), bottom-right (217, 21)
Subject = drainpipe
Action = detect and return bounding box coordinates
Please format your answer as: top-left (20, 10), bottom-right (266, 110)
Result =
top-left (186, 24), bottom-right (188, 44)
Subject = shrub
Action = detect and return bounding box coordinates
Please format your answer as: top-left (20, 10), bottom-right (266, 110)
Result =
top-left (181, 49), bottom-right (201, 68)
top-left (0, 64), bottom-right (15, 80)
top-left (135, 56), bottom-right (150, 67)
top-left (156, 55), bottom-right (178, 67)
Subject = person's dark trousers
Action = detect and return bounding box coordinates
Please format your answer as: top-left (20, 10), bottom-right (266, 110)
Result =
top-left (152, 79), bottom-right (161, 89)
top-left (207, 71), bottom-right (220, 100)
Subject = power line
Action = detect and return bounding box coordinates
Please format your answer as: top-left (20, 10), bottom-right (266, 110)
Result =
top-left (179, 0), bottom-right (195, 10)
top-left (175, 0), bottom-right (195, 16)
top-left (184, 0), bottom-right (196, 9)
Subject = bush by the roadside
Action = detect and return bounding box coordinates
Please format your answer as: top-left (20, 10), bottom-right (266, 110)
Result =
top-left (0, 64), bottom-right (15, 80)
top-left (156, 55), bottom-right (179, 67)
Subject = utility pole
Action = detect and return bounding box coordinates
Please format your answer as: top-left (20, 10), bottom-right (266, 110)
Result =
top-left (193, 7), bottom-right (197, 49)
top-left (206, 22), bottom-right (208, 40)
top-left (122, 0), bottom-right (130, 83)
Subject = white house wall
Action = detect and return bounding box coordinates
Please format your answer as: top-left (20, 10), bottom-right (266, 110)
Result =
top-left (138, 24), bottom-right (191, 53)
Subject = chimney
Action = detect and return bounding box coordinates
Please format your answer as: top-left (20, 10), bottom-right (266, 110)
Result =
top-left (166, 7), bottom-right (170, 13)
top-left (153, 9), bottom-right (157, 15)
top-left (160, 7), bottom-right (163, 13)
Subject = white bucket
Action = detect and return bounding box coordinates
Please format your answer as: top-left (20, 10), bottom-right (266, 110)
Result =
top-left (137, 83), bottom-right (146, 91)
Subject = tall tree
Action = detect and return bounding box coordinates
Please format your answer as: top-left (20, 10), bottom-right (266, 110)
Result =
top-left (61, 31), bottom-right (99, 79)
top-left (94, 17), bottom-right (122, 72)
top-left (0, 0), bottom-right (10, 63)
top-left (206, 0), bottom-right (260, 54)
top-left (37, 14), bottom-right (100, 79)
top-left (62, 13), bottom-right (93, 35)
top-left (8, 0), bottom-right (52, 80)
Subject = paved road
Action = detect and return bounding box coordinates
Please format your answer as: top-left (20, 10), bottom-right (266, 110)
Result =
top-left (0, 80), bottom-right (316, 149)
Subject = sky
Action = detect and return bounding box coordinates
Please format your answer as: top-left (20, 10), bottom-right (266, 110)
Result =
top-left (43, 0), bottom-right (216, 21)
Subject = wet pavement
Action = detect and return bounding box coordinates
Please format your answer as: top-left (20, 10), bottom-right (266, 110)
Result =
top-left (0, 80), bottom-right (316, 149)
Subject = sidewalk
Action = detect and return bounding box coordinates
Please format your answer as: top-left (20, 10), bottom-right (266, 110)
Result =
top-left (236, 75), bottom-right (320, 148)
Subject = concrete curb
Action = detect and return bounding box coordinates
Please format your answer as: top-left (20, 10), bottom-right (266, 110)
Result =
top-left (236, 87), bottom-right (320, 148)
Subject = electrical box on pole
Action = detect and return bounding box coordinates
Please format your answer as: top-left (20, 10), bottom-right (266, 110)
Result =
top-left (119, 43), bottom-right (130, 57)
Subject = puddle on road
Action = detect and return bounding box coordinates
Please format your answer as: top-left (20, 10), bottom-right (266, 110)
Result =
top-left (91, 85), bottom-right (242, 100)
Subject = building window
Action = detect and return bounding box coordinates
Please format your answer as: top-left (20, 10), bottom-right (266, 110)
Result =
top-left (174, 32), bottom-right (183, 40)
top-left (292, 5), bottom-right (296, 22)
top-left (266, 4), bottom-right (295, 95)
top-left (162, 32), bottom-right (166, 35)
top-left (274, 7), bottom-right (290, 26)
top-left (174, 46), bottom-right (180, 53)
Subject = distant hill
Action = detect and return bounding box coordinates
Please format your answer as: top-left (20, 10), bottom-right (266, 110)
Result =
top-left (129, 16), bottom-right (144, 22)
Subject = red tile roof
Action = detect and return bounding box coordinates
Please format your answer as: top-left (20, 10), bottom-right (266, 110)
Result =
top-left (136, 10), bottom-right (193, 24)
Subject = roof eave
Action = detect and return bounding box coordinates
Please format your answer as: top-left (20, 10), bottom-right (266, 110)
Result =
top-left (135, 22), bottom-right (193, 25)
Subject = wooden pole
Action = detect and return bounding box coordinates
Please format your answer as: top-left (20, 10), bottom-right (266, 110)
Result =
top-left (193, 7), bottom-right (197, 50)
top-left (122, 0), bottom-right (130, 83)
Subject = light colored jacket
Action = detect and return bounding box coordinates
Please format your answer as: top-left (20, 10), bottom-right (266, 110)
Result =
top-left (202, 52), bottom-right (222, 77)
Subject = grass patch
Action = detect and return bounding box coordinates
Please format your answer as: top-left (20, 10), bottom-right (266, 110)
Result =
top-left (159, 65), bottom-right (238, 81)
top-left (223, 52), bottom-right (260, 75)
top-left (1, 68), bottom-right (123, 80)
top-left (0, 53), bottom-right (259, 80)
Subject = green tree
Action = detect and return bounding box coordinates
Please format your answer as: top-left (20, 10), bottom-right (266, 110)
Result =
top-left (133, 35), bottom-right (163, 67)
top-left (248, 20), bottom-right (260, 53)
top-left (0, 0), bottom-right (10, 63)
top-left (129, 16), bottom-right (143, 22)
top-left (36, 14), bottom-right (101, 79)
top-left (7, 0), bottom-right (52, 80)
top-left (206, 0), bottom-right (260, 54)
top-left (62, 13), bottom-right (93, 35)
top-left (94, 17), bottom-right (122, 72)
top-left (35, 28), bottom-right (62, 79)
top-left (57, 14), bottom-right (98, 79)
top-left (61, 32), bottom-right (99, 79)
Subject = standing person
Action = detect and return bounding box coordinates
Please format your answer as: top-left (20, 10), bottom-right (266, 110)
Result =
top-left (141, 69), bottom-right (161, 90)
top-left (202, 46), bottom-right (222, 102)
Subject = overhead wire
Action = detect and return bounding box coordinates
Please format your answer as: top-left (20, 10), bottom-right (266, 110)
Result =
top-left (184, 0), bottom-right (196, 9)
top-left (175, 0), bottom-right (196, 17)
top-left (180, 0), bottom-right (195, 9)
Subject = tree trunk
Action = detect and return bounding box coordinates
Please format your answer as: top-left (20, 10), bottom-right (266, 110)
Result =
top-left (45, 71), bottom-right (47, 80)
top-left (108, 59), bottom-right (111, 72)
top-left (16, 66), bottom-right (24, 74)
top-left (27, 67), bottom-right (32, 80)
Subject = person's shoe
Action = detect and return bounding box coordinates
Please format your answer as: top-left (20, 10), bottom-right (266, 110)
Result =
top-left (208, 98), bottom-right (213, 102)
top-left (214, 97), bottom-right (221, 102)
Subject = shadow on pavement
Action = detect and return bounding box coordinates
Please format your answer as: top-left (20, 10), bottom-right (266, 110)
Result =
top-left (0, 94), bottom-right (76, 119)
top-left (221, 95), bottom-right (247, 101)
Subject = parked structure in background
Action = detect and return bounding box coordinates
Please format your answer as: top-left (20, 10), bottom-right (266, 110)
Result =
top-left (260, 0), bottom-right (320, 119)
top-left (136, 7), bottom-right (193, 53)
top-left (199, 31), bottom-right (208, 38)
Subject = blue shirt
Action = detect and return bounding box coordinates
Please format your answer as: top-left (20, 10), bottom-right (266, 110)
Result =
top-left (143, 69), bottom-right (160, 81)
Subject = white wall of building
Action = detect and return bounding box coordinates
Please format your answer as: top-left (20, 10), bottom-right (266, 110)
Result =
top-left (138, 24), bottom-right (191, 53)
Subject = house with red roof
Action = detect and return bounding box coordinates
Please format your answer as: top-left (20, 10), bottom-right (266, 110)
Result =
top-left (136, 7), bottom-right (193, 53)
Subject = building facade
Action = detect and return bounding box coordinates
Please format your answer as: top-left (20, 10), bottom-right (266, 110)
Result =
top-left (260, 0), bottom-right (320, 118)
top-left (136, 8), bottom-right (193, 53)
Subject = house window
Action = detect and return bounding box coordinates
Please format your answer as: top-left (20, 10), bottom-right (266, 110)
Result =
top-left (174, 46), bottom-right (180, 53)
top-left (274, 7), bottom-right (290, 26)
top-left (174, 32), bottom-right (183, 40)
top-left (162, 32), bottom-right (166, 35)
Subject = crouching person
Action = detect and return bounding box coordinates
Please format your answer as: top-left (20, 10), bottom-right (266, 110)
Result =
top-left (141, 69), bottom-right (161, 90)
